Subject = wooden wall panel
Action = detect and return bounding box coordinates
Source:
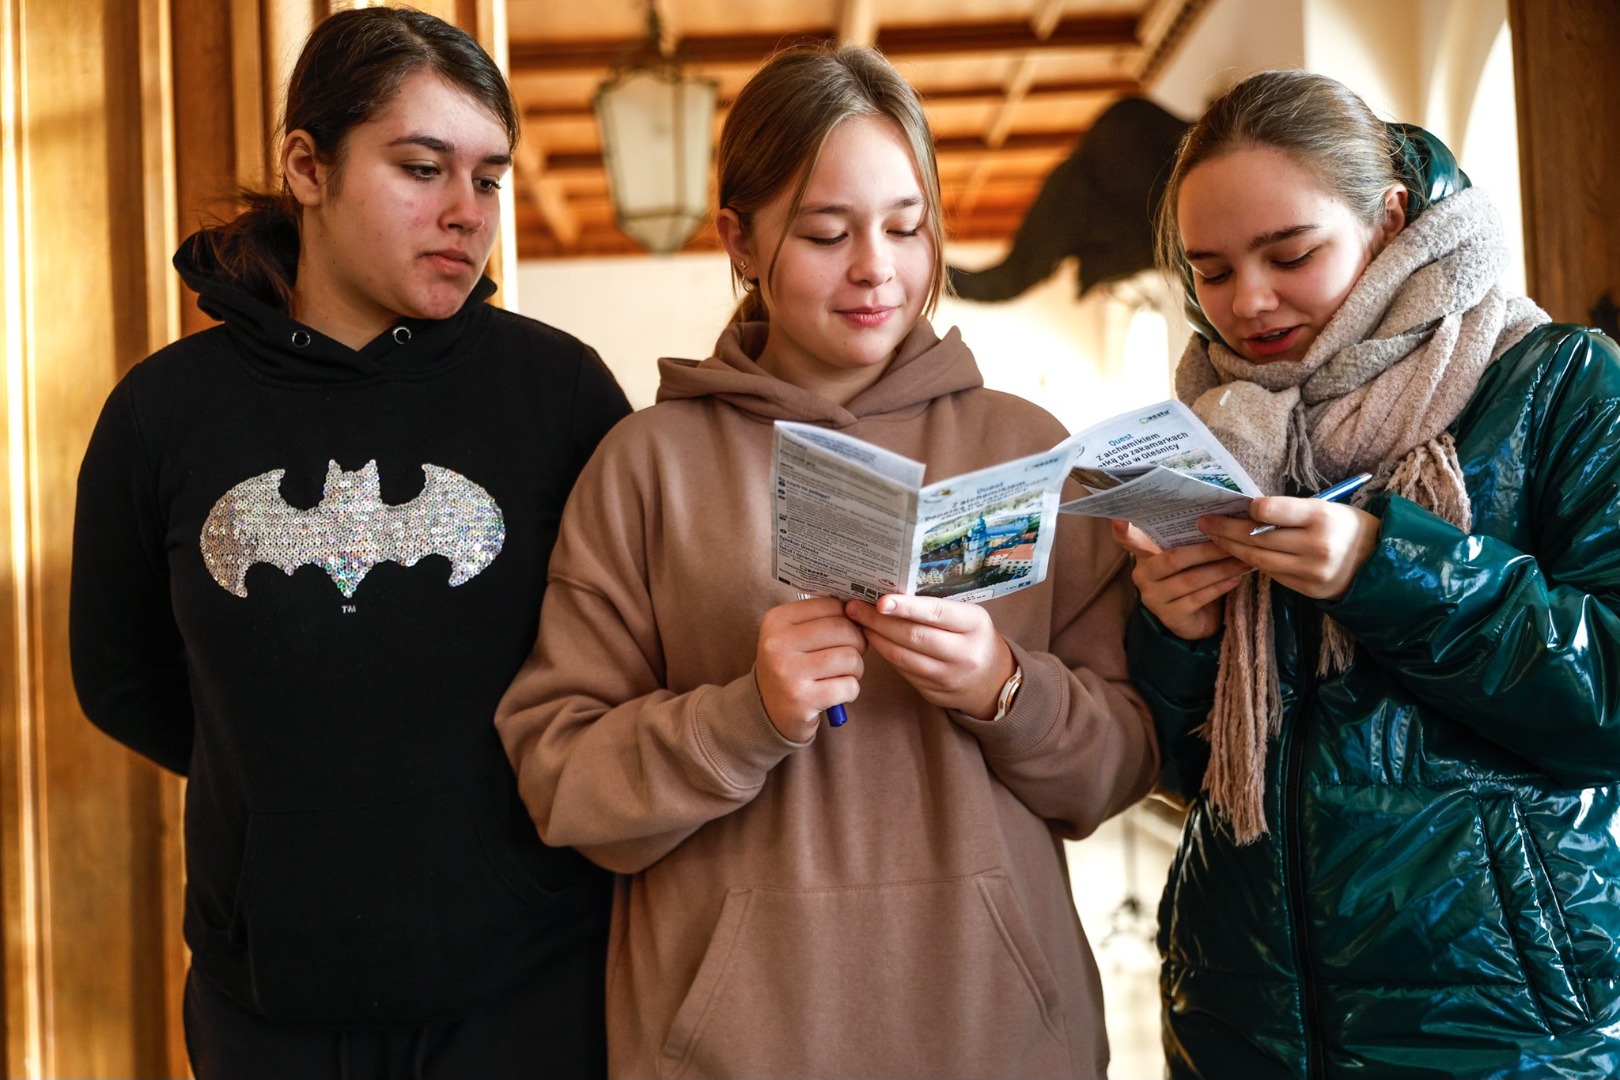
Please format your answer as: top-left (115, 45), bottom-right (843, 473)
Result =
top-left (174, 0), bottom-right (246, 339)
top-left (0, 0), bottom-right (184, 1074)
top-left (1509, 0), bottom-right (1620, 335)
top-left (0, 0), bottom-right (42, 1067)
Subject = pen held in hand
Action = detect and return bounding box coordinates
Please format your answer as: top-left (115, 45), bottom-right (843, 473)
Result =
top-left (1248, 472), bottom-right (1374, 536)
top-left (796, 591), bottom-right (851, 727)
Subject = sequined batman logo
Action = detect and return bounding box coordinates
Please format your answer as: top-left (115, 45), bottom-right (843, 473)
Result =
top-left (200, 461), bottom-right (505, 598)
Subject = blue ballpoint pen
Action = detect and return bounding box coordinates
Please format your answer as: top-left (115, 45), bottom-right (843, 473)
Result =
top-left (1249, 471), bottom-right (1374, 536)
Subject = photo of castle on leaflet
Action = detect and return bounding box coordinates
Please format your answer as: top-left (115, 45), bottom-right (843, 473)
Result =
top-left (916, 494), bottom-right (1044, 599)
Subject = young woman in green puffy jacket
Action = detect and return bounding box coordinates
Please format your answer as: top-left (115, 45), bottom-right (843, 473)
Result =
top-left (1115, 69), bottom-right (1620, 1078)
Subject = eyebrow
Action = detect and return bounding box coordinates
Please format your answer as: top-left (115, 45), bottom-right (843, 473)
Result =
top-left (798, 195), bottom-right (924, 217)
top-left (387, 134), bottom-right (512, 167)
top-left (1184, 224), bottom-right (1319, 262)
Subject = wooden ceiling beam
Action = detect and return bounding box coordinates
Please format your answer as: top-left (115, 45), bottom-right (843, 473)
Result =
top-left (519, 76), bottom-right (1139, 125)
top-left (1137, 0), bottom-right (1214, 84)
top-left (531, 130), bottom-right (1077, 176)
top-left (511, 30), bottom-right (830, 71)
top-left (954, 159), bottom-right (996, 218)
top-left (975, 0), bottom-right (1072, 155)
top-left (927, 75), bottom-right (1141, 102)
top-left (531, 175), bottom-right (581, 248)
top-left (1031, 0), bottom-right (1067, 40)
top-left (838, 0), bottom-right (878, 46)
top-left (509, 14), bottom-right (1140, 72)
top-left (984, 55), bottom-right (1037, 148)
top-left (513, 138), bottom-right (581, 249)
top-left (970, 0), bottom-right (1073, 175)
top-left (882, 14), bottom-right (1139, 55)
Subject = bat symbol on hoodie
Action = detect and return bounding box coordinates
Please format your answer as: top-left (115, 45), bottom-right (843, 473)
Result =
top-left (200, 460), bottom-right (505, 598)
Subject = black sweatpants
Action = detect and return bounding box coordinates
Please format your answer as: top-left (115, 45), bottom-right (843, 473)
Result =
top-left (184, 937), bottom-right (607, 1080)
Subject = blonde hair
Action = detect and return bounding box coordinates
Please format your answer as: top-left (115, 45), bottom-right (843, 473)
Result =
top-left (718, 44), bottom-right (947, 324)
top-left (1156, 69), bottom-right (1404, 281)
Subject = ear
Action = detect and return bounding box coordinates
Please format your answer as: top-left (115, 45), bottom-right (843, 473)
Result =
top-left (1377, 182), bottom-right (1409, 246)
top-left (715, 208), bottom-right (753, 274)
top-left (282, 130), bottom-right (327, 208)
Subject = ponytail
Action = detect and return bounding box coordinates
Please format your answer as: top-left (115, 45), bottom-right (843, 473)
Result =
top-left (193, 191), bottom-right (302, 309)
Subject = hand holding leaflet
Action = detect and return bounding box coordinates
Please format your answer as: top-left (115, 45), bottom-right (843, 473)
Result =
top-left (772, 427), bottom-right (1077, 728)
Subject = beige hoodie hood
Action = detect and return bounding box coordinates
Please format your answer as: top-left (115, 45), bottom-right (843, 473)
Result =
top-left (655, 319), bottom-right (984, 427)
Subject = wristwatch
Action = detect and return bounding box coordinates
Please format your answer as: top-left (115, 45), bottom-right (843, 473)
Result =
top-left (991, 664), bottom-right (1024, 722)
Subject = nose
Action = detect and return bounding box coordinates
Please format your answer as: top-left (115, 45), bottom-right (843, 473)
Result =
top-left (1231, 270), bottom-right (1276, 320)
top-left (849, 230), bottom-right (895, 287)
top-left (443, 179), bottom-right (486, 235)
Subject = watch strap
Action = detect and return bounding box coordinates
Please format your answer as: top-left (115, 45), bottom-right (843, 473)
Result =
top-left (991, 664), bottom-right (1024, 722)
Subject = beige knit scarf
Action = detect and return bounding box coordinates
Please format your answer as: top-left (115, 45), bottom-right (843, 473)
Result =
top-left (1175, 186), bottom-right (1548, 843)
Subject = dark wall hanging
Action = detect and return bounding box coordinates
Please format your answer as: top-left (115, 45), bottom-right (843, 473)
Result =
top-left (949, 96), bottom-right (1190, 302)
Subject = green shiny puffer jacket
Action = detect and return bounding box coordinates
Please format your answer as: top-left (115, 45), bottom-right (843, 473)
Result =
top-left (1128, 321), bottom-right (1620, 1079)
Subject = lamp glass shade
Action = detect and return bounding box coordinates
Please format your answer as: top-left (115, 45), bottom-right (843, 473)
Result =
top-left (593, 69), bottom-right (717, 254)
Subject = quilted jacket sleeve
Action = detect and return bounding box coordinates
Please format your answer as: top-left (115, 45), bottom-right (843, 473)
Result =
top-left (1124, 604), bottom-right (1219, 806)
top-left (1323, 327), bottom-right (1620, 784)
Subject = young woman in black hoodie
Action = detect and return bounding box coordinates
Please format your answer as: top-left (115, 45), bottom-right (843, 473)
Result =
top-left (69, 9), bottom-right (628, 1077)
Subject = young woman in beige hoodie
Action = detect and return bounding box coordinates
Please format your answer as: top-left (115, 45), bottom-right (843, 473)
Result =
top-left (497, 44), bottom-right (1158, 1080)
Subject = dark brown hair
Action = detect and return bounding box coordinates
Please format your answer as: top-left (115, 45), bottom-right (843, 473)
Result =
top-left (196, 6), bottom-right (518, 309)
top-left (1155, 69), bottom-right (1403, 282)
top-left (718, 44), bottom-right (947, 324)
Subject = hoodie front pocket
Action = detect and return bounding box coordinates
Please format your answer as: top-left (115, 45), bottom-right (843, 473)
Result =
top-left (658, 872), bottom-right (1070, 1079)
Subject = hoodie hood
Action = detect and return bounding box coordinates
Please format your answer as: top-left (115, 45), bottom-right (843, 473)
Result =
top-left (654, 319), bottom-right (983, 429)
top-left (174, 231), bottom-right (497, 386)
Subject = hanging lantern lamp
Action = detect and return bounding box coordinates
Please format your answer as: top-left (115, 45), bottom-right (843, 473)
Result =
top-left (592, 1), bottom-right (718, 254)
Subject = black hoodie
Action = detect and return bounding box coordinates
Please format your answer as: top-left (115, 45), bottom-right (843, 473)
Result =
top-left (70, 235), bottom-right (630, 1025)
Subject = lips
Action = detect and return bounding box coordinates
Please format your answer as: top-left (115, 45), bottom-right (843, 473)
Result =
top-left (838, 306), bottom-right (895, 328)
top-left (424, 250), bottom-right (474, 272)
top-left (1244, 325), bottom-right (1304, 358)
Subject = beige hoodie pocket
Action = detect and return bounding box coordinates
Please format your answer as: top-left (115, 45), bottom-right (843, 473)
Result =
top-left (658, 872), bottom-right (1072, 1079)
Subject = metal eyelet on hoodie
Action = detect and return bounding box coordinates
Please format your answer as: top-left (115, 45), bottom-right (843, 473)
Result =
top-left (392, 326), bottom-right (412, 345)
top-left (290, 330), bottom-right (311, 348)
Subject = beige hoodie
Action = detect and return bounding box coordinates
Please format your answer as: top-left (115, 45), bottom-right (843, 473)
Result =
top-left (497, 321), bottom-right (1157, 1079)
